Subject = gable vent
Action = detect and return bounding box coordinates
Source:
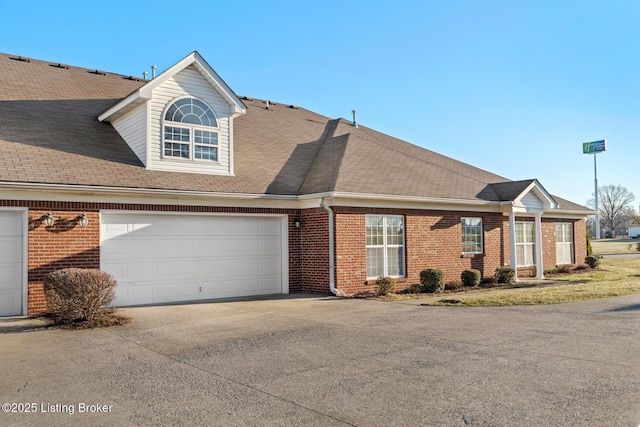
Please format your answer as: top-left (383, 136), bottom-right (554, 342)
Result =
top-left (9, 56), bottom-right (30, 62)
top-left (88, 69), bottom-right (106, 76)
top-left (49, 63), bottom-right (69, 69)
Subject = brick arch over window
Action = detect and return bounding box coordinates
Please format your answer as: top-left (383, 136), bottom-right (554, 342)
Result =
top-left (162, 97), bottom-right (219, 161)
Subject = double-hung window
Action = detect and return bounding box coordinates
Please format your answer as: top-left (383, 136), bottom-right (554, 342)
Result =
top-left (515, 222), bottom-right (535, 266)
top-left (461, 217), bottom-right (483, 254)
top-left (555, 223), bottom-right (574, 264)
top-left (366, 215), bottom-right (405, 278)
top-left (163, 97), bottom-right (219, 161)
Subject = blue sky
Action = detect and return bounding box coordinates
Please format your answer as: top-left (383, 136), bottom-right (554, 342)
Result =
top-left (2, 0), bottom-right (638, 209)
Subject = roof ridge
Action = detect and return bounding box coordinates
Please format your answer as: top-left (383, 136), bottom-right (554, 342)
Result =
top-left (296, 119), bottom-right (342, 194)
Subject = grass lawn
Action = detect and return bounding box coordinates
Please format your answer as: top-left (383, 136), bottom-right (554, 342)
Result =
top-left (420, 257), bottom-right (640, 307)
top-left (591, 237), bottom-right (640, 255)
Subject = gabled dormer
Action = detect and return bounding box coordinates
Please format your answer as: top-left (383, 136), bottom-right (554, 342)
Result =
top-left (98, 52), bottom-right (246, 176)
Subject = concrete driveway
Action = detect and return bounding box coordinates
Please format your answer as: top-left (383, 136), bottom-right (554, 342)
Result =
top-left (1, 294), bottom-right (640, 426)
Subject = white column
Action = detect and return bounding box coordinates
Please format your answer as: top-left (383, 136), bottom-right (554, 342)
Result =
top-left (535, 212), bottom-right (545, 279)
top-left (509, 208), bottom-right (518, 282)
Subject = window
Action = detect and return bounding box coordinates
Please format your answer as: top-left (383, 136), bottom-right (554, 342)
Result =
top-left (555, 223), bottom-right (574, 264)
top-left (366, 215), bottom-right (405, 278)
top-left (515, 222), bottom-right (535, 266)
top-left (163, 97), bottom-right (218, 161)
top-left (461, 217), bottom-right (483, 254)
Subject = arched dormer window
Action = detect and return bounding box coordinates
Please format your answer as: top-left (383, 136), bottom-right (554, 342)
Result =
top-left (163, 97), bottom-right (219, 161)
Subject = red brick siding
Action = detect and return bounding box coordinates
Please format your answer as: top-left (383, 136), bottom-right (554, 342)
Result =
top-left (298, 208), bottom-right (331, 294)
top-left (334, 207), bottom-right (510, 294)
top-left (1, 200), bottom-right (305, 315)
top-left (0, 200), bottom-right (590, 312)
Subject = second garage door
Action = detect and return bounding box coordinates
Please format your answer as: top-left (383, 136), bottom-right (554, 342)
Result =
top-left (100, 213), bottom-right (286, 306)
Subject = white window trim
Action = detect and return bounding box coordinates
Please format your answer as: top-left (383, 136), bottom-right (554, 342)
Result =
top-left (555, 222), bottom-right (575, 264)
top-left (461, 217), bottom-right (483, 254)
top-left (161, 97), bottom-right (220, 163)
top-left (515, 221), bottom-right (536, 267)
top-left (366, 214), bottom-right (406, 279)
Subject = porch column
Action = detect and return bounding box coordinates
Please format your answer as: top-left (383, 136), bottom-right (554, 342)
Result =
top-left (534, 212), bottom-right (545, 279)
top-left (508, 208), bottom-right (518, 282)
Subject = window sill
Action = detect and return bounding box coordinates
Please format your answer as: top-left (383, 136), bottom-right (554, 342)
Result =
top-left (460, 253), bottom-right (484, 258)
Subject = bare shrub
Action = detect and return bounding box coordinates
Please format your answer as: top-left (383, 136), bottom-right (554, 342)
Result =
top-left (480, 277), bottom-right (498, 287)
top-left (573, 264), bottom-right (590, 271)
top-left (43, 268), bottom-right (123, 327)
top-left (445, 280), bottom-right (465, 291)
top-left (557, 264), bottom-right (574, 274)
top-left (406, 283), bottom-right (422, 294)
top-left (375, 277), bottom-right (395, 296)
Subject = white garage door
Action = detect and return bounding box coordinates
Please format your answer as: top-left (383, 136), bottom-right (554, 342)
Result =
top-left (100, 213), bottom-right (286, 306)
top-left (0, 210), bottom-right (25, 316)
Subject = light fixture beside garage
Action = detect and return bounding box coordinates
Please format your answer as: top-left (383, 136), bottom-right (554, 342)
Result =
top-left (293, 217), bottom-right (302, 228)
top-left (43, 212), bottom-right (55, 227)
top-left (77, 213), bottom-right (89, 227)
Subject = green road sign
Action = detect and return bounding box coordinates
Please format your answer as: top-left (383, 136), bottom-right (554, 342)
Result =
top-left (583, 140), bottom-right (606, 154)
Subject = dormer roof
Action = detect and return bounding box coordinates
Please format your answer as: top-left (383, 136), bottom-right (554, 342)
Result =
top-left (98, 51), bottom-right (246, 123)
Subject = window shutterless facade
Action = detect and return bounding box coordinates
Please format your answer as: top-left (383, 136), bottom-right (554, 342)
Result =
top-left (461, 217), bottom-right (483, 254)
top-left (515, 221), bottom-right (535, 266)
top-left (163, 97), bottom-right (219, 161)
top-left (365, 215), bottom-right (405, 278)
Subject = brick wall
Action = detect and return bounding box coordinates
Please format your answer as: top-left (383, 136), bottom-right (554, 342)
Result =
top-left (2, 200), bottom-right (304, 315)
top-left (334, 207), bottom-right (510, 294)
top-left (333, 208), bottom-right (589, 294)
top-left (0, 199), bottom-right (590, 314)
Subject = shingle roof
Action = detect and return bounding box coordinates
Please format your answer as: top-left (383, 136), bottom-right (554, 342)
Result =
top-left (0, 52), bottom-right (590, 211)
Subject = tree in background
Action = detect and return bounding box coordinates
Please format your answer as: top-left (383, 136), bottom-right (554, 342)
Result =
top-left (586, 184), bottom-right (635, 237)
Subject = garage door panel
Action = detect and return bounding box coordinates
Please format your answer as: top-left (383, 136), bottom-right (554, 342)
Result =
top-left (0, 211), bottom-right (24, 316)
top-left (101, 214), bottom-right (284, 306)
top-left (0, 237), bottom-right (22, 262)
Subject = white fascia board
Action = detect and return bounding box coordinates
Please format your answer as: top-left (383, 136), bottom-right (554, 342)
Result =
top-left (98, 51), bottom-right (246, 123)
top-left (0, 182), bottom-right (298, 208)
top-left (298, 192), bottom-right (506, 212)
top-left (514, 180), bottom-right (558, 209)
top-left (190, 53), bottom-right (246, 114)
top-left (98, 92), bottom-right (150, 122)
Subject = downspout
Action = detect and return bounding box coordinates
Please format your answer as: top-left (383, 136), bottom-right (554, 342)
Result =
top-left (319, 198), bottom-right (337, 295)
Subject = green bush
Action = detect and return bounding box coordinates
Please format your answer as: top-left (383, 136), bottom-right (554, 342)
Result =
top-left (43, 268), bottom-right (117, 324)
top-left (460, 269), bottom-right (481, 287)
top-left (375, 277), bottom-right (395, 296)
top-left (494, 267), bottom-right (515, 284)
top-left (584, 256), bottom-right (600, 268)
top-left (420, 269), bottom-right (445, 293)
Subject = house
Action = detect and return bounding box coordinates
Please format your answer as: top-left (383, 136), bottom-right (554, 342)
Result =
top-left (0, 51), bottom-right (593, 316)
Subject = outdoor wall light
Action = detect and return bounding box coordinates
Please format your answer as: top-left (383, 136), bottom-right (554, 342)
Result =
top-left (43, 212), bottom-right (55, 227)
top-left (77, 213), bottom-right (89, 227)
top-left (293, 217), bottom-right (302, 228)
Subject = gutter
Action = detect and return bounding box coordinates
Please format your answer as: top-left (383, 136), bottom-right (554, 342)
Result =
top-left (319, 198), bottom-right (337, 295)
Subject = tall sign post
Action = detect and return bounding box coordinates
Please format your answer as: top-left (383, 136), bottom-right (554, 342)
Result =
top-left (582, 140), bottom-right (607, 239)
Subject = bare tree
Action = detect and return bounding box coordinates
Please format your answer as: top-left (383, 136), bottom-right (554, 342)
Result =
top-left (586, 184), bottom-right (635, 236)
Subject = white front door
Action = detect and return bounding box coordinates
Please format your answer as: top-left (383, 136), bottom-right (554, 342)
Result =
top-left (100, 213), bottom-right (286, 306)
top-left (0, 210), bottom-right (25, 316)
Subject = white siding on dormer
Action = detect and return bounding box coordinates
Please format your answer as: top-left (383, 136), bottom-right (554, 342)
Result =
top-left (148, 66), bottom-right (232, 175)
top-left (520, 191), bottom-right (544, 211)
top-left (111, 103), bottom-right (148, 166)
